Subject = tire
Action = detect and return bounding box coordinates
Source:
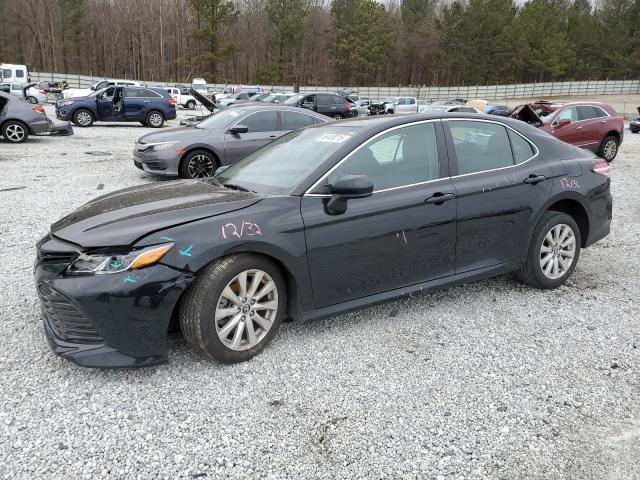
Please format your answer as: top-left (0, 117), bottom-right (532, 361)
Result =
top-left (598, 135), bottom-right (618, 162)
top-left (352, 110), bottom-right (359, 118)
top-left (1, 120), bottom-right (29, 143)
top-left (186, 100), bottom-right (196, 109)
top-left (516, 211), bottom-right (581, 289)
top-left (332, 114), bottom-right (343, 120)
top-left (179, 149), bottom-right (218, 179)
top-left (27, 96), bottom-right (38, 104)
top-left (180, 254), bottom-right (287, 363)
top-left (145, 110), bottom-right (165, 128)
top-left (387, 109), bottom-right (394, 115)
top-left (72, 108), bottom-right (94, 127)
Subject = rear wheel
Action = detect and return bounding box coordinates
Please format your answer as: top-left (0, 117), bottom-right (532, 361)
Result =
top-left (180, 254), bottom-right (286, 363)
top-left (179, 149), bottom-right (218, 179)
top-left (598, 135), bottom-right (618, 162)
top-left (73, 109), bottom-right (94, 127)
top-left (27, 96), bottom-right (38, 104)
top-left (1, 120), bottom-right (29, 143)
top-left (516, 212), bottom-right (581, 289)
top-left (332, 114), bottom-right (343, 120)
top-left (145, 110), bottom-right (165, 128)
top-left (186, 100), bottom-right (196, 109)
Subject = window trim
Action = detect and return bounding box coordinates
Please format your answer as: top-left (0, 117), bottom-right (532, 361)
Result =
top-left (552, 104), bottom-right (610, 125)
top-left (442, 118), bottom-right (539, 179)
top-left (304, 119), bottom-right (443, 197)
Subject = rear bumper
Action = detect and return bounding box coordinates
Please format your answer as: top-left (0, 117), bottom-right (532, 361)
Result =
top-left (29, 117), bottom-right (54, 135)
top-left (585, 185), bottom-right (612, 248)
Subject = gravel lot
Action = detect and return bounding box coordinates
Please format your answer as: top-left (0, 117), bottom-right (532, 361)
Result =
top-left (1, 106), bottom-right (639, 480)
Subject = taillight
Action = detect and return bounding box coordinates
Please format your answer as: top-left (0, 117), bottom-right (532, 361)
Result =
top-left (167, 98), bottom-right (177, 106)
top-left (345, 103), bottom-right (352, 110)
top-left (32, 105), bottom-right (45, 115)
top-left (592, 161), bottom-right (610, 177)
top-left (38, 89), bottom-right (45, 94)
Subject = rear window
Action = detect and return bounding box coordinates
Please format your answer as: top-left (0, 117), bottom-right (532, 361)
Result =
top-left (577, 105), bottom-right (608, 120)
top-left (449, 120), bottom-right (514, 175)
top-left (508, 130), bottom-right (535, 164)
top-left (283, 111), bottom-right (315, 130)
top-left (125, 88), bottom-right (161, 98)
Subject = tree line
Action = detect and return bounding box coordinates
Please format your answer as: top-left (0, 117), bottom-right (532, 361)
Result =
top-left (0, 0), bottom-right (638, 87)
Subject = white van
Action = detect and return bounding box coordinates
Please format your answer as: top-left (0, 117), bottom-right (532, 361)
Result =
top-left (191, 77), bottom-right (207, 94)
top-left (1, 63), bottom-right (30, 84)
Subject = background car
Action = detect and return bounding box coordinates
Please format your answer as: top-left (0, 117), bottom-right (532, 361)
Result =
top-left (512, 101), bottom-right (624, 162)
top-left (134, 105), bottom-right (329, 178)
top-left (629, 117), bottom-right (639, 133)
top-left (258, 93), bottom-right (296, 104)
top-left (419, 104), bottom-right (480, 114)
top-left (486, 105), bottom-right (512, 116)
top-left (284, 92), bottom-right (354, 119)
top-left (166, 87), bottom-right (198, 109)
top-left (56, 86), bottom-right (177, 128)
top-left (217, 90), bottom-right (260, 108)
top-left (0, 91), bottom-right (72, 143)
top-left (0, 82), bottom-right (47, 104)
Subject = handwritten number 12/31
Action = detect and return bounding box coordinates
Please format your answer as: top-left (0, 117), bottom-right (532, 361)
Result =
top-left (221, 221), bottom-right (262, 239)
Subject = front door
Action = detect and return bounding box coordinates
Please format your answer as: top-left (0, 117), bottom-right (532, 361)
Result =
top-left (444, 119), bottom-right (553, 273)
top-left (224, 110), bottom-right (282, 164)
top-left (302, 120), bottom-right (457, 308)
top-left (96, 86), bottom-right (117, 119)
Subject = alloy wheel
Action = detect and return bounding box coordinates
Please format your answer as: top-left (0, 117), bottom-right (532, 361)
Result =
top-left (5, 124), bottom-right (25, 142)
top-left (76, 111), bottom-right (92, 126)
top-left (149, 113), bottom-right (163, 127)
top-left (187, 155), bottom-right (214, 178)
top-left (539, 223), bottom-right (576, 280)
top-left (214, 269), bottom-right (279, 351)
top-left (603, 139), bottom-right (617, 161)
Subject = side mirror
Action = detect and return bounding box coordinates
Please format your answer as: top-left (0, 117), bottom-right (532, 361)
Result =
top-left (229, 124), bottom-right (248, 134)
top-left (325, 175), bottom-right (374, 215)
top-left (556, 118), bottom-right (571, 127)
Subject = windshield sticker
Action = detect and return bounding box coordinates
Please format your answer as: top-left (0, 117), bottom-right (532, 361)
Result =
top-left (317, 133), bottom-right (352, 143)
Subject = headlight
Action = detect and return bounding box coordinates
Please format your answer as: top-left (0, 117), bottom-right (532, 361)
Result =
top-left (66, 243), bottom-right (174, 275)
top-left (58, 100), bottom-right (74, 107)
top-left (148, 141), bottom-right (179, 151)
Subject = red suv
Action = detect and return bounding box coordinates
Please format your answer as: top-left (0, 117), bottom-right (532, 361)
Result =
top-left (512, 101), bottom-right (624, 162)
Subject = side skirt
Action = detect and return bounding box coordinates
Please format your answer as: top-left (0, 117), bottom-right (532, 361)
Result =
top-left (301, 260), bottom-right (522, 323)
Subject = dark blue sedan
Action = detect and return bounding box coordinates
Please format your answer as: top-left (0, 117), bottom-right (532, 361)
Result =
top-left (55, 86), bottom-right (177, 128)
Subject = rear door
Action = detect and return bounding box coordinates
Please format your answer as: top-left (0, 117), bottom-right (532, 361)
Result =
top-left (576, 105), bottom-right (609, 150)
top-left (223, 110), bottom-right (281, 163)
top-left (301, 120), bottom-right (457, 307)
top-left (444, 119), bottom-right (552, 273)
top-left (124, 88), bottom-right (160, 119)
top-left (281, 110), bottom-right (320, 133)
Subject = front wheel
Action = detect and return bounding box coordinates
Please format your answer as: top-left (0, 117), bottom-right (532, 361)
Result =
top-left (180, 254), bottom-right (287, 363)
top-left (599, 135), bottom-right (619, 162)
top-left (73, 108), bottom-right (94, 127)
top-left (2, 120), bottom-right (29, 143)
top-left (179, 149), bottom-right (218, 179)
top-left (516, 212), bottom-right (581, 289)
top-left (145, 110), bottom-right (165, 128)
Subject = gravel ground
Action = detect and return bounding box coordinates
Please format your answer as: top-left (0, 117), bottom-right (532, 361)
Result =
top-left (1, 106), bottom-right (639, 480)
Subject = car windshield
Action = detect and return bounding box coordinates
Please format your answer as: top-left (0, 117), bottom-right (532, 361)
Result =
top-left (283, 94), bottom-right (304, 105)
top-left (196, 109), bottom-right (246, 129)
top-left (260, 94), bottom-right (276, 102)
top-left (215, 126), bottom-right (362, 195)
top-left (540, 111), bottom-right (556, 124)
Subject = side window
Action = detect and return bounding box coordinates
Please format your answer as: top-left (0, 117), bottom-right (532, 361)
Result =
top-left (16, 69), bottom-right (24, 78)
top-left (124, 88), bottom-right (138, 97)
top-left (2, 69), bottom-right (11, 79)
top-left (242, 111), bottom-right (278, 132)
top-left (141, 89), bottom-right (160, 97)
top-left (332, 95), bottom-right (345, 105)
top-left (323, 123), bottom-right (439, 191)
top-left (317, 95), bottom-right (331, 107)
top-left (449, 120), bottom-right (514, 175)
top-left (408, 98), bottom-right (416, 105)
top-left (303, 94), bottom-right (315, 105)
top-left (398, 98), bottom-right (408, 105)
top-left (556, 107), bottom-right (577, 123)
top-left (283, 111), bottom-right (315, 130)
top-left (508, 130), bottom-right (535, 164)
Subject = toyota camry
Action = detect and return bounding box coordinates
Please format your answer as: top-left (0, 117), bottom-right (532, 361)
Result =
top-left (34, 114), bottom-right (612, 368)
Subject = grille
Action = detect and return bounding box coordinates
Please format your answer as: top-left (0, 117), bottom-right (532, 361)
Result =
top-left (36, 250), bottom-right (77, 274)
top-left (37, 282), bottom-right (103, 344)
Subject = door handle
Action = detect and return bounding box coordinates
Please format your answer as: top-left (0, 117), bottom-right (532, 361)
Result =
top-left (600, 120), bottom-right (606, 124)
top-left (575, 126), bottom-right (582, 130)
top-left (523, 174), bottom-right (546, 184)
top-left (425, 193), bottom-right (455, 204)
top-left (143, 100), bottom-right (150, 103)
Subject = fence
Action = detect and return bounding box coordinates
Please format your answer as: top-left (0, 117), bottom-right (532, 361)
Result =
top-left (31, 72), bottom-right (640, 116)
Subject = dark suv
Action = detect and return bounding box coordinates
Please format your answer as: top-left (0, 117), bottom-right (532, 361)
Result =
top-left (284, 92), bottom-right (354, 119)
top-left (55, 86), bottom-right (177, 128)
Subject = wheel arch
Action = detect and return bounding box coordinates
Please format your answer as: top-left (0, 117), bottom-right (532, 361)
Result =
top-left (543, 195), bottom-right (591, 248)
top-left (178, 146), bottom-right (221, 174)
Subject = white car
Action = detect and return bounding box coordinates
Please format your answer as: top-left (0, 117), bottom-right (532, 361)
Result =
top-left (166, 87), bottom-right (198, 109)
top-left (0, 82), bottom-right (47, 104)
top-left (63, 79), bottom-right (140, 99)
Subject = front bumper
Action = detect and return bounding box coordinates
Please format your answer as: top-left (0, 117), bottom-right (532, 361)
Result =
top-left (35, 237), bottom-right (196, 368)
top-left (132, 144), bottom-right (181, 176)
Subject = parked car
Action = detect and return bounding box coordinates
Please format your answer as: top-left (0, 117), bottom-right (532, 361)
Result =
top-left (56, 86), bottom-right (177, 128)
top-left (166, 87), bottom-right (198, 109)
top-left (134, 105), bottom-right (329, 178)
top-left (284, 92), bottom-right (354, 119)
top-left (348, 98), bottom-right (370, 117)
top-left (486, 105), bottom-right (512, 116)
top-left (0, 91), bottom-right (73, 143)
top-left (35, 113), bottom-right (612, 368)
top-left (191, 77), bottom-right (207, 95)
top-left (179, 89), bottom-right (219, 126)
top-left (419, 104), bottom-right (480, 114)
top-left (258, 93), bottom-right (296, 104)
top-left (0, 82), bottom-right (47, 104)
top-left (511, 101), bottom-right (624, 162)
top-left (212, 85), bottom-right (241, 101)
top-left (217, 91), bottom-right (260, 108)
top-left (386, 97), bottom-right (420, 115)
top-left (62, 79), bottom-right (140, 99)
top-left (630, 118), bottom-right (640, 134)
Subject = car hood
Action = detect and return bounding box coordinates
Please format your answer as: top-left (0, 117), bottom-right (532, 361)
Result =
top-left (59, 95), bottom-right (93, 103)
top-left (189, 88), bottom-right (218, 112)
top-left (137, 125), bottom-right (220, 143)
top-left (51, 180), bottom-right (262, 248)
